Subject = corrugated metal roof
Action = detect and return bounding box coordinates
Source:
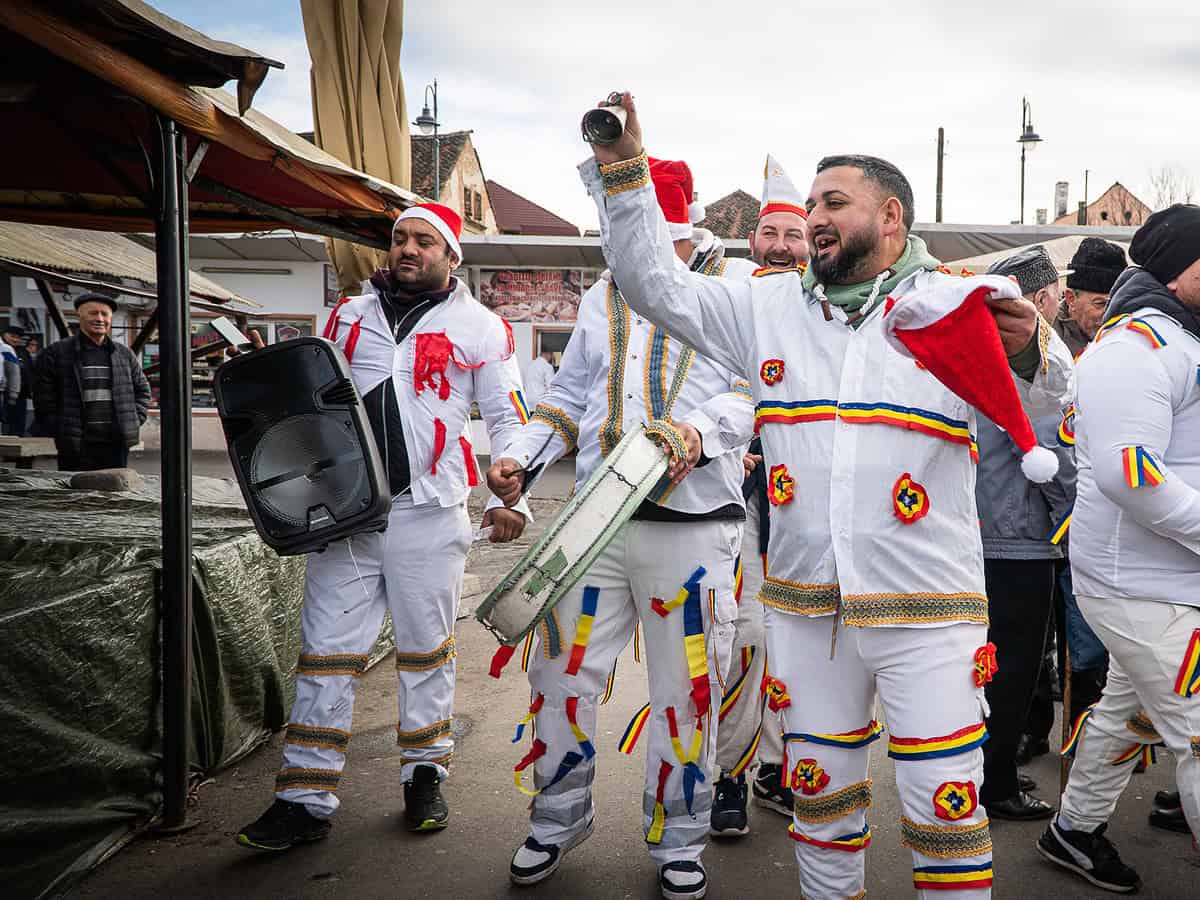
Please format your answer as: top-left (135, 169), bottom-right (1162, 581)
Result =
top-left (0, 221), bottom-right (251, 304)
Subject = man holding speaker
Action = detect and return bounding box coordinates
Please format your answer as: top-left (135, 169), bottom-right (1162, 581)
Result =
top-left (237, 202), bottom-right (532, 850)
top-left (576, 94), bottom-right (1075, 900)
top-left (487, 157), bottom-right (756, 900)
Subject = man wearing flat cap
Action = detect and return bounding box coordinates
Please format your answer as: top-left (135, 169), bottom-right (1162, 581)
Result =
top-left (33, 292), bottom-right (150, 471)
top-left (973, 247), bottom-right (1076, 821)
top-left (0, 323), bottom-right (27, 434)
top-left (1055, 237), bottom-right (1129, 357)
top-left (1036, 204), bottom-right (1200, 892)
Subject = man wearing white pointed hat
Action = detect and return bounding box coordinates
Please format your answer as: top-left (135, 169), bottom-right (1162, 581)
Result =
top-left (236, 202), bottom-right (533, 849)
top-left (487, 156), bottom-right (757, 900)
top-left (575, 94), bottom-right (1075, 900)
top-left (710, 155), bottom-right (809, 838)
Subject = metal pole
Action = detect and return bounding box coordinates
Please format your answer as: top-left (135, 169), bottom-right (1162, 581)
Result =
top-left (155, 113), bottom-right (193, 830)
top-left (1020, 143), bottom-right (1027, 226)
top-left (432, 80), bottom-right (440, 202)
top-left (935, 127), bottom-right (944, 224)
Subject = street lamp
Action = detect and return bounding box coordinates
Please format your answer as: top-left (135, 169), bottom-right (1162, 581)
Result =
top-left (1017, 96), bottom-right (1042, 225)
top-left (414, 79), bottom-right (440, 201)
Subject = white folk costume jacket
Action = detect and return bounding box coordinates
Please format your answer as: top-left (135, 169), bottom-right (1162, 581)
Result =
top-left (582, 154), bottom-right (1074, 628)
top-left (324, 276), bottom-right (531, 518)
top-left (512, 250), bottom-right (757, 516)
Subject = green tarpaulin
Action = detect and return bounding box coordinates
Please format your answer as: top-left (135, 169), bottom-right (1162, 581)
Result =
top-left (0, 469), bottom-right (392, 899)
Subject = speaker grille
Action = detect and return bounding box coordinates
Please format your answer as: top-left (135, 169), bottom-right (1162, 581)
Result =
top-left (249, 413), bottom-right (367, 528)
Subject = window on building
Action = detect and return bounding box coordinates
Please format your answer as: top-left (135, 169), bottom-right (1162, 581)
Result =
top-left (473, 190), bottom-right (483, 222)
top-left (463, 184), bottom-right (471, 216)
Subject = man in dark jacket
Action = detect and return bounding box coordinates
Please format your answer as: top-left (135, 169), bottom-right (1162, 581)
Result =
top-left (976, 246), bottom-right (1076, 821)
top-left (34, 292), bottom-right (150, 470)
top-left (3, 324), bottom-right (34, 435)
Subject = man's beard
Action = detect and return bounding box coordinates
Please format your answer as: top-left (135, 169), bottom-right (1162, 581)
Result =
top-left (389, 258), bottom-right (448, 293)
top-left (811, 229), bottom-right (878, 284)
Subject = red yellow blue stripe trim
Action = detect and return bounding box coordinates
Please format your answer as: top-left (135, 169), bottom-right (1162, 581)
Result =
top-left (888, 723), bottom-right (988, 760)
top-left (601, 661), bottom-right (617, 705)
top-left (719, 654), bottom-right (756, 722)
top-left (647, 760), bottom-right (672, 844)
top-left (619, 702), bottom-right (652, 754)
top-left (733, 556), bottom-right (744, 604)
top-left (565, 696), bottom-right (596, 760)
top-left (1173, 629), bottom-right (1200, 698)
top-left (1111, 743), bottom-right (1158, 766)
top-left (1060, 705), bottom-right (1096, 758)
top-left (786, 721), bottom-right (884, 750)
top-left (1126, 317), bottom-right (1168, 348)
top-left (1057, 404), bottom-right (1076, 447)
top-left (682, 568), bottom-right (711, 717)
top-left (913, 862), bottom-right (994, 891)
top-left (788, 823), bottom-right (871, 852)
top-left (729, 722), bottom-right (763, 779)
top-left (508, 389), bottom-right (530, 424)
top-left (1049, 505), bottom-right (1073, 545)
top-left (754, 399), bottom-right (837, 431)
top-left (512, 693), bottom-right (544, 743)
top-left (1122, 446), bottom-right (1165, 488)
top-left (837, 402), bottom-right (977, 454)
top-left (565, 586), bottom-right (599, 676)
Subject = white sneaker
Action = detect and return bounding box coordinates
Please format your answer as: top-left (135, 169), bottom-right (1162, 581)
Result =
top-left (509, 819), bottom-right (594, 886)
top-left (660, 859), bottom-right (707, 899)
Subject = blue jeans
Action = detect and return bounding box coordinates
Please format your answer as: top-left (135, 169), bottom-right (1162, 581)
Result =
top-left (1060, 564), bottom-right (1107, 671)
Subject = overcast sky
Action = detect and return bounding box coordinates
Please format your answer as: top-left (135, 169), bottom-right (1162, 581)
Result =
top-left (156, 1), bottom-right (1200, 232)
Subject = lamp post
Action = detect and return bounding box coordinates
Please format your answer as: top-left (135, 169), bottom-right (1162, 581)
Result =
top-left (1017, 97), bottom-right (1042, 225)
top-left (414, 79), bottom-right (440, 201)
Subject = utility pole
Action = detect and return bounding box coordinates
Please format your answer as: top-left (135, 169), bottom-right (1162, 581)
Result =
top-left (935, 127), bottom-right (944, 223)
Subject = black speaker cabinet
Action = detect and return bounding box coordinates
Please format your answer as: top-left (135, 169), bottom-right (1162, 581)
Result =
top-left (214, 337), bottom-right (390, 555)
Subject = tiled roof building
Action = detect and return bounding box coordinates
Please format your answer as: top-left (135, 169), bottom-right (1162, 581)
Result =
top-left (698, 189), bottom-right (760, 240)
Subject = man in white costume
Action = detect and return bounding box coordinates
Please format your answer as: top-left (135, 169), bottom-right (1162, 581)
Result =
top-left (524, 349), bottom-right (556, 409)
top-left (1037, 204), bottom-right (1200, 894)
top-left (237, 202), bottom-right (531, 849)
top-left (578, 94), bottom-right (1073, 899)
top-left (488, 157), bottom-right (755, 900)
top-left (710, 155), bottom-right (809, 837)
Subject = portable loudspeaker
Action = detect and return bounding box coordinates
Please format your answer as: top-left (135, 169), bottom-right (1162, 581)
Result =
top-left (214, 337), bottom-right (390, 555)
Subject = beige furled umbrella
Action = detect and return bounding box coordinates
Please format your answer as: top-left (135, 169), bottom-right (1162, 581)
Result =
top-left (302, 0), bottom-right (410, 295)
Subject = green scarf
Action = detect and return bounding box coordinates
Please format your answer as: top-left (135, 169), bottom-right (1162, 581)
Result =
top-left (801, 235), bottom-right (940, 327)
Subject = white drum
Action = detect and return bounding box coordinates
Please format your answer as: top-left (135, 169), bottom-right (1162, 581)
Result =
top-left (476, 423), bottom-right (679, 644)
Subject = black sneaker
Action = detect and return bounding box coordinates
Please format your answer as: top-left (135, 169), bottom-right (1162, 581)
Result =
top-left (1036, 820), bottom-right (1141, 893)
top-left (752, 764), bottom-right (793, 818)
top-left (509, 819), bottom-right (594, 885)
top-left (710, 772), bottom-right (749, 837)
top-left (1148, 792), bottom-right (1191, 835)
top-left (235, 799), bottom-right (331, 851)
top-left (404, 764), bottom-right (449, 832)
top-left (660, 860), bottom-right (707, 900)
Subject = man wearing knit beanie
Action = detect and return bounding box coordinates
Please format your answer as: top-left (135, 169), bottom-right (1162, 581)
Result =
top-left (1055, 238), bottom-right (1128, 356)
top-left (1036, 205), bottom-right (1200, 892)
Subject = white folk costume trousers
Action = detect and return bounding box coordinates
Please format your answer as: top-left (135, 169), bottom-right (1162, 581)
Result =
top-left (276, 496), bottom-right (471, 817)
top-left (522, 518), bottom-right (739, 865)
top-left (765, 609), bottom-right (993, 900)
top-left (1059, 595), bottom-right (1200, 836)
top-left (716, 494), bottom-right (784, 775)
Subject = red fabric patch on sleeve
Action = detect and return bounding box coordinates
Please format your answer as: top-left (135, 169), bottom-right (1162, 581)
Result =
top-left (431, 418), bottom-right (447, 475)
top-left (460, 436), bottom-right (480, 487)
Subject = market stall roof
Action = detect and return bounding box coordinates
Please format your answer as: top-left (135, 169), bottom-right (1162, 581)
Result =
top-left (951, 234), bottom-right (1130, 275)
top-left (0, 0), bottom-right (418, 248)
top-left (0, 221), bottom-right (254, 307)
top-left (917, 222), bottom-right (1137, 264)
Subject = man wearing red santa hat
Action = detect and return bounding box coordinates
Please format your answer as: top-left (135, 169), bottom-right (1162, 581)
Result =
top-left (574, 94), bottom-right (1074, 900)
top-left (487, 156), bottom-right (756, 900)
top-left (236, 202), bottom-right (532, 850)
top-left (709, 153), bottom-right (809, 838)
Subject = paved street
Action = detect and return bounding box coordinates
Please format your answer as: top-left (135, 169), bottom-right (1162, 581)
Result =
top-left (73, 453), bottom-right (1197, 899)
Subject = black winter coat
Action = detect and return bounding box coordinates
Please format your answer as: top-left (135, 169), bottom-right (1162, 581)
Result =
top-left (34, 333), bottom-right (151, 449)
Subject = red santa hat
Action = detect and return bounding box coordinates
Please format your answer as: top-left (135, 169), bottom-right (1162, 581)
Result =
top-left (760, 154), bottom-right (808, 220)
top-left (649, 157), bottom-right (705, 241)
top-left (883, 275), bottom-right (1059, 483)
top-left (393, 202), bottom-right (463, 261)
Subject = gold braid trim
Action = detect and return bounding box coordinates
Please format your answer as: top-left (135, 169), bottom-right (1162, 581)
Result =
top-left (758, 576), bottom-right (841, 616)
top-left (531, 404), bottom-right (579, 452)
top-left (296, 653), bottom-right (369, 677)
top-left (284, 724), bottom-right (351, 753)
top-left (394, 635), bottom-right (457, 672)
top-left (644, 418), bottom-right (688, 464)
top-left (401, 752), bottom-right (453, 767)
top-left (1191, 736), bottom-right (1199, 759)
top-left (396, 718), bottom-right (453, 748)
top-left (840, 593), bottom-right (988, 627)
top-left (599, 152), bottom-right (651, 196)
top-left (1037, 312), bottom-right (1052, 374)
top-left (275, 767), bottom-right (341, 793)
top-left (794, 780), bottom-right (873, 823)
top-left (1125, 709), bottom-right (1162, 743)
top-left (900, 816), bottom-right (992, 859)
top-left (600, 285), bottom-right (631, 456)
